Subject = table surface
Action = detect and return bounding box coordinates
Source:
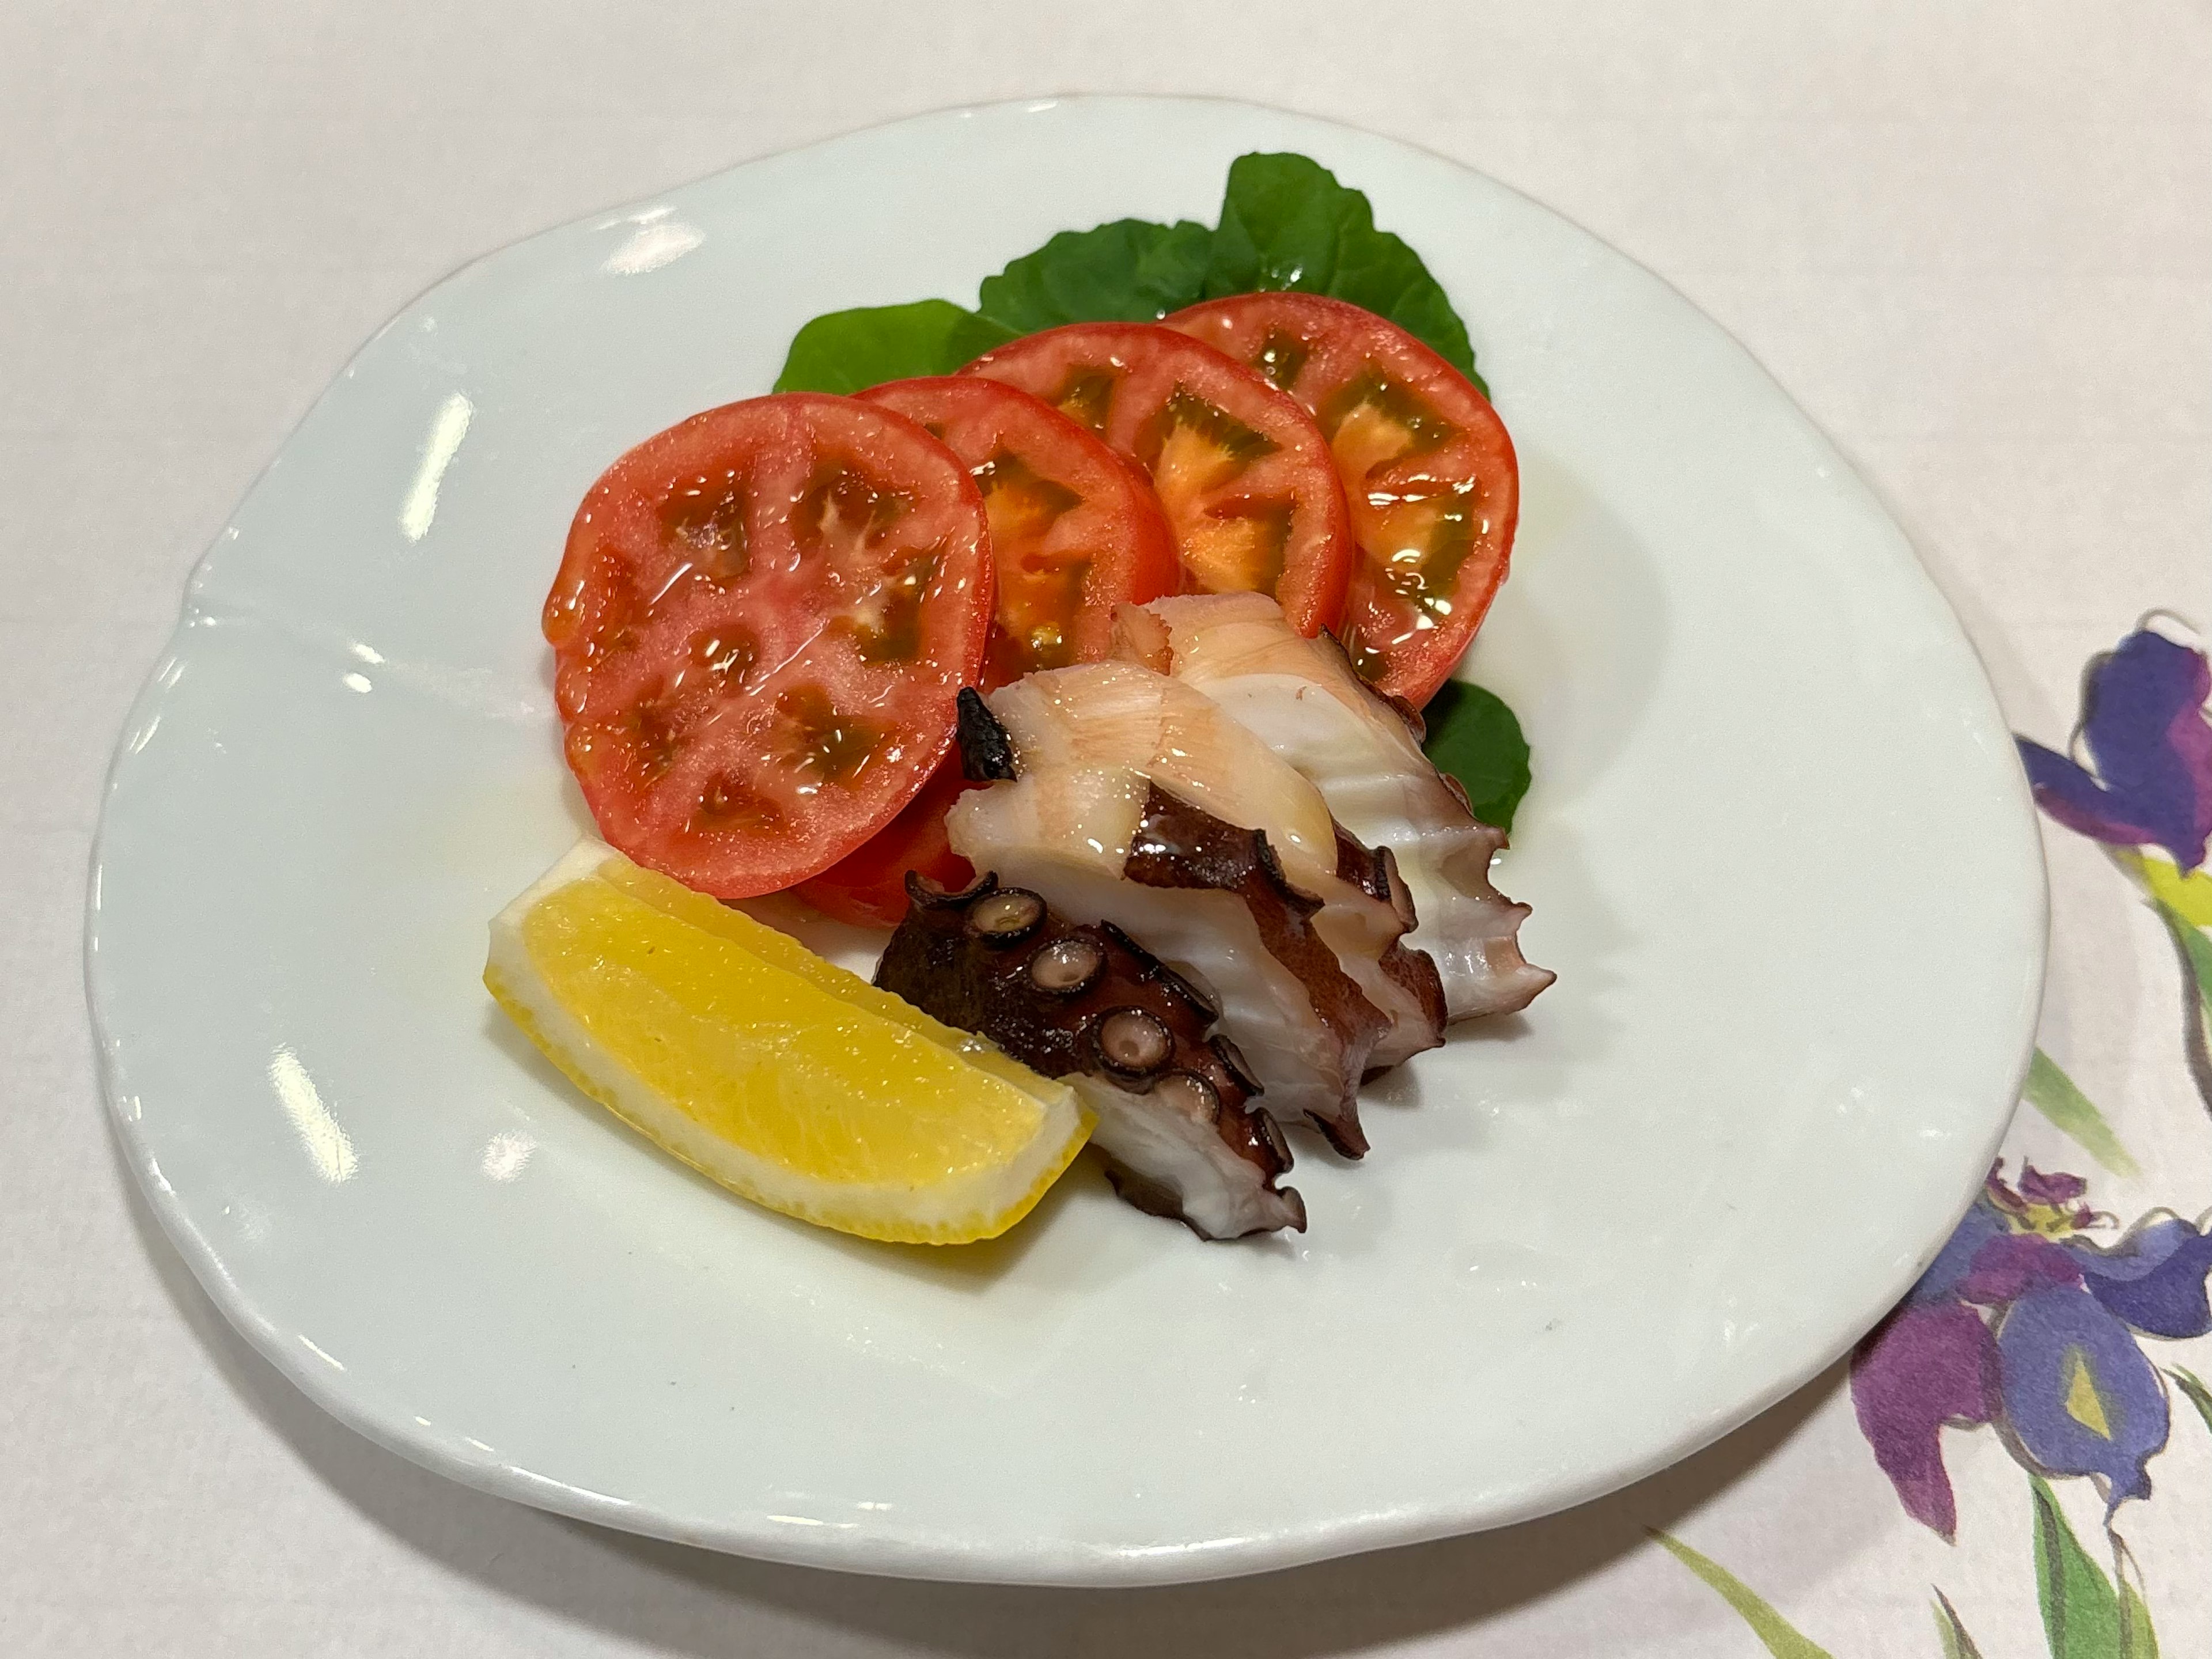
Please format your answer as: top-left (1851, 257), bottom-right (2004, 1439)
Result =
top-left (5, 4), bottom-right (2209, 1654)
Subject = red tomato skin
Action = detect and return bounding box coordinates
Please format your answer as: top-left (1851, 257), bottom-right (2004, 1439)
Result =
top-left (546, 392), bottom-right (994, 900)
top-left (960, 323), bottom-right (1355, 639)
top-left (794, 756), bottom-right (976, 928)
top-left (1165, 293), bottom-right (1519, 706)
top-left (858, 376), bottom-right (1180, 685)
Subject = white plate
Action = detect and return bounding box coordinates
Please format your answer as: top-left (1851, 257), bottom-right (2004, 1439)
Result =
top-left (86, 96), bottom-right (2046, 1586)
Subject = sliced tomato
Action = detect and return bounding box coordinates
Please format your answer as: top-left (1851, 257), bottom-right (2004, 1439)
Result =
top-left (961, 323), bottom-right (1355, 637)
top-left (1166, 293), bottom-right (1518, 706)
top-left (794, 756), bottom-right (976, 927)
top-left (797, 376), bottom-right (1180, 926)
top-left (858, 376), bottom-right (1180, 685)
top-left (546, 392), bottom-right (993, 900)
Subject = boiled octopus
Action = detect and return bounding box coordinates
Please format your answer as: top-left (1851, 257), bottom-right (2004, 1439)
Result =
top-left (943, 665), bottom-right (1444, 1157)
top-left (1115, 592), bottom-right (1554, 1020)
top-left (877, 871), bottom-right (1306, 1240)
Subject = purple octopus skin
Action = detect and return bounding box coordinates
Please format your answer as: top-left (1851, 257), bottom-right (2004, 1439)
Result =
top-left (1332, 824), bottom-right (1448, 1074)
top-left (947, 684), bottom-right (1429, 1158)
top-left (1120, 783), bottom-right (1395, 1157)
top-left (1131, 593), bottom-right (1554, 1021)
top-left (876, 870), bottom-right (1306, 1241)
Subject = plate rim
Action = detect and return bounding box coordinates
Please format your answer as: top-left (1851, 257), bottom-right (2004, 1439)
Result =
top-left (84, 90), bottom-right (2050, 1586)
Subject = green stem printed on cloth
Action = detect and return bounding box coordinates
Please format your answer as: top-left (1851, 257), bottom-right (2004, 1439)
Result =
top-left (2111, 1534), bottom-right (2160, 1659)
top-left (2030, 1476), bottom-right (2133, 1659)
top-left (2022, 1049), bottom-right (2139, 1177)
top-left (2149, 897), bottom-right (2212, 1113)
top-left (1649, 1531), bottom-right (1835, 1658)
top-left (2168, 1366), bottom-right (2212, 1441)
top-left (1932, 1589), bottom-right (1987, 1658)
top-left (2111, 851), bottom-right (2212, 1116)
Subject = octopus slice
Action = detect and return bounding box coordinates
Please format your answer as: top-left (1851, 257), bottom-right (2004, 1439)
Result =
top-left (946, 666), bottom-right (1444, 1154)
top-left (1125, 592), bottom-right (1555, 1020)
top-left (876, 873), bottom-right (1305, 1240)
top-left (974, 662), bottom-right (1444, 1080)
top-left (1334, 825), bottom-right (1452, 1070)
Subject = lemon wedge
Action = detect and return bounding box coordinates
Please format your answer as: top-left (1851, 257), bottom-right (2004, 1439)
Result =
top-left (484, 839), bottom-right (1090, 1244)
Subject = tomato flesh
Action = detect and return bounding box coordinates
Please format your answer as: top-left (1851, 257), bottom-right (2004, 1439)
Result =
top-left (547, 393), bottom-right (993, 900)
top-left (795, 756), bottom-right (977, 928)
top-left (858, 376), bottom-right (1179, 685)
top-left (797, 376), bottom-right (1180, 925)
top-left (961, 323), bottom-right (1355, 638)
top-left (1166, 293), bottom-right (1519, 706)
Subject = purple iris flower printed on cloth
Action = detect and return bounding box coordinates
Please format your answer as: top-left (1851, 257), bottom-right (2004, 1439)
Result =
top-left (1851, 1163), bottom-right (2212, 1539)
top-left (2015, 624), bottom-right (2212, 872)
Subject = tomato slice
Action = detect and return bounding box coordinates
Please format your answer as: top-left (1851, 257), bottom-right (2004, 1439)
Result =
top-left (961, 323), bottom-right (1355, 638)
top-left (546, 392), bottom-right (993, 900)
top-left (797, 376), bottom-right (1180, 926)
top-left (858, 376), bottom-right (1180, 685)
top-left (1165, 293), bottom-right (1518, 706)
top-left (794, 756), bottom-right (977, 928)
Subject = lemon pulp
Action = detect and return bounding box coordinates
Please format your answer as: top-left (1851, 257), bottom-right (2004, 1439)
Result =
top-left (485, 840), bottom-right (1089, 1244)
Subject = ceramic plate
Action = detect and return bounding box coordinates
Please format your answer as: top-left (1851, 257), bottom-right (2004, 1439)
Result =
top-left (86, 96), bottom-right (2046, 1585)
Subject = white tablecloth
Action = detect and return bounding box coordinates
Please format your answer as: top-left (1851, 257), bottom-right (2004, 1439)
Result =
top-left (6, 3), bottom-right (2208, 1653)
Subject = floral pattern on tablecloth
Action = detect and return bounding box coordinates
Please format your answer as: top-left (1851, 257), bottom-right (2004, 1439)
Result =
top-left (1644, 618), bottom-right (2212, 1657)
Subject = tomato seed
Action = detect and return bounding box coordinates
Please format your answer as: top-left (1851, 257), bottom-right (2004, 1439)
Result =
top-left (1052, 369), bottom-right (1116, 433)
top-left (842, 547), bottom-right (942, 666)
top-left (799, 466), bottom-right (910, 562)
top-left (686, 628), bottom-right (756, 692)
top-left (777, 687), bottom-right (886, 786)
top-left (1251, 328), bottom-right (1311, 391)
top-left (690, 775), bottom-right (783, 834)
top-left (1138, 387), bottom-right (1277, 472)
top-left (976, 450), bottom-right (1081, 534)
top-left (631, 702), bottom-right (685, 781)
top-left (659, 468), bottom-right (751, 584)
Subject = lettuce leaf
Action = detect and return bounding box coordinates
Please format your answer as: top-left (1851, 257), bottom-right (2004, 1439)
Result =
top-left (1206, 153), bottom-right (1480, 389)
top-left (1421, 679), bottom-right (1531, 831)
top-left (774, 300), bottom-right (1015, 394)
top-left (772, 152), bottom-right (1482, 393)
top-left (976, 219), bottom-right (1213, 334)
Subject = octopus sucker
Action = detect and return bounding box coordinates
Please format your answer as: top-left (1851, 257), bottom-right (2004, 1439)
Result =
top-left (1123, 591), bottom-right (1554, 1021)
top-left (876, 873), bottom-right (1305, 1240)
top-left (945, 664), bottom-right (1440, 1154)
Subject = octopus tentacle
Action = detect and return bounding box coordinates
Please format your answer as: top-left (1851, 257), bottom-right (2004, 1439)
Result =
top-left (948, 661), bottom-right (1446, 1153)
top-left (1127, 592), bottom-right (1554, 1021)
top-left (1122, 787), bottom-right (1387, 1156)
top-left (877, 874), bottom-right (1305, 1240)
top-left (1332, 825), bottom-right (1446, 1070)
top-left (955, 685), bottom-right (1018, 782)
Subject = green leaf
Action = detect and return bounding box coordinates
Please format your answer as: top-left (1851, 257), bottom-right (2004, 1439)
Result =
top-left (2168, 1366), bottom-right (2212, 1440)
top-left (2022, 1049), bottom-right (2139, 1177)
top-left (2141, 888), bottom-right (2212, 1116)
top-left (774, 300), bottom-right (1015, 394)
top-left (1650, 1531), bottom-right (1835, 1659)
top-left (2109, 1531), bottom-right (2160, 1659)
top-left (2158, 896), bottom-right (2212, 1014)
top-left (774, 152), bottom-right (1487, 404)
top-left (1422, 680), bottom-right (1531, 831)
top-left (2030, 1475), bottom-right (2126, 1659)
top-left (976, 218), bottom-right (1213, 334)
top-left (2118, 1577), bottom-right (2160, 1659)
top-left (1932, 1590), bottom-right (1987, 1659)
top-left (1205, 152), bottom-right (1483, 390)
